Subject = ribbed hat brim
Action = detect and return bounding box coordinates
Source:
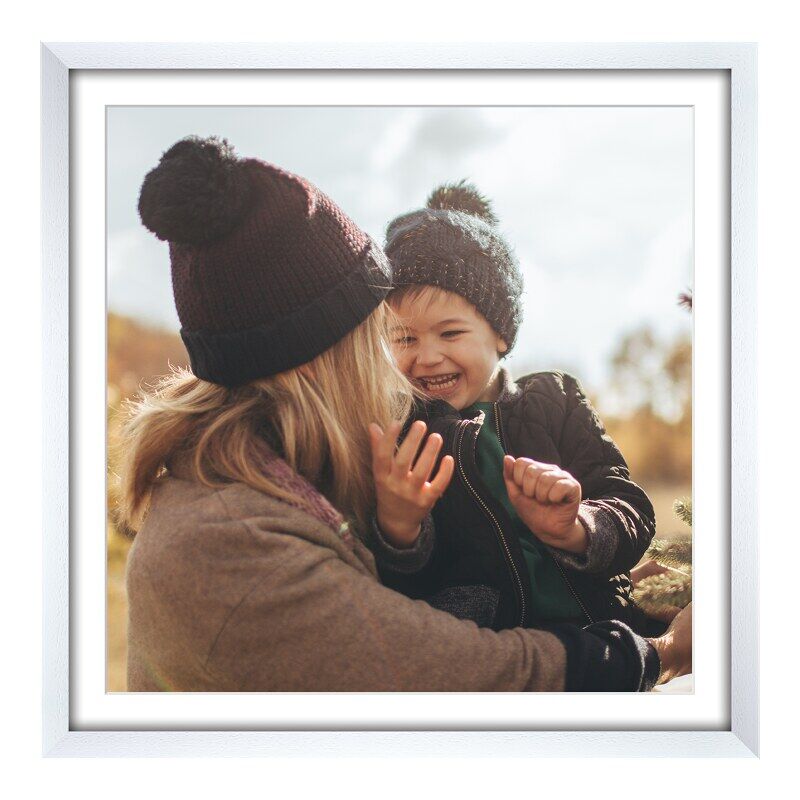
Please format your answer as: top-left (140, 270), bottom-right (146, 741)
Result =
top-left (182, 243), bottom-right (391, 386)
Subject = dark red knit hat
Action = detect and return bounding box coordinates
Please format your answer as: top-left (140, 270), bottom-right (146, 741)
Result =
top-left (138, 136), bottom-right (391, 386)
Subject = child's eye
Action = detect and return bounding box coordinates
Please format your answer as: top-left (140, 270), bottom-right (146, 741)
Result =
top-left (393, 336), bottom-right (416, 346)
top-left (442, 330), bottom-right (467, 339)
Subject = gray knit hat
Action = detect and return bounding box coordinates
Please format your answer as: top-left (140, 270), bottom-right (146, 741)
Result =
top-left (384, 180), bottom-right (523, 351)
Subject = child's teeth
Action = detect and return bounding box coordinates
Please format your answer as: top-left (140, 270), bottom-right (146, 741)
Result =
top-left (424, 374), bottom-right (458, 390)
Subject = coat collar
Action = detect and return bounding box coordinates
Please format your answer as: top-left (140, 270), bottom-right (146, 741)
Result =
top-left (412, 367), bottom-right (520, 421)
top-left (495, 367), bottom-right (522, 404)
top-left (165, 445), bottom-right (352, 547)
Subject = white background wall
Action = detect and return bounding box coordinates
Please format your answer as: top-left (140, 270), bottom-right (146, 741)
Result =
top-left (1, 1), bottom-right (792, 791)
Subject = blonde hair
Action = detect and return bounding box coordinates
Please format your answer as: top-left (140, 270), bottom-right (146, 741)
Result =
top-left (116, 302), bottom-right (415, 536)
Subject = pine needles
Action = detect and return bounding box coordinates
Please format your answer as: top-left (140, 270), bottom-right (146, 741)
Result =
top-left (632, 498), bottom-right (693, 615)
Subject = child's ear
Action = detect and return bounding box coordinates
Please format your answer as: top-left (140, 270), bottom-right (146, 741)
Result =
top-left (497, 337), bottom-right (509, 355)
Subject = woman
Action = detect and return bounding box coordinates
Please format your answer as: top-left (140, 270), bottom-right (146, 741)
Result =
top-left (120, 136), bottom-right (691, 691)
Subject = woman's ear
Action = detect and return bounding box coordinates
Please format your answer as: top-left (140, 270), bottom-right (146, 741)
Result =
top-left (497, 337), bottom-right (509, 355)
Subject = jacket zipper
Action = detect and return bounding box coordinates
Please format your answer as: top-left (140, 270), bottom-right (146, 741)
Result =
top-left (494, 402), bottom-right (594, 626)
top-left (550, 556), bottom-right (595, 625)
top-left (456, 417), bottom-right (527, 628)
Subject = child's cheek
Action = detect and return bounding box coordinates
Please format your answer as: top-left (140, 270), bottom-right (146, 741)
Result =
top-left (390, 345), bottom-right (410, 373)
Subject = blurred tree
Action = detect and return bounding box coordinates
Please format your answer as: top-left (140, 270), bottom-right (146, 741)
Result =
top-left (629, 290), bottom-right (694, 616)
top-left (608, 325), bottom-right (691, 422)
top-left (107, 313), bottom-right (190, 538)
top-left (602, 325), bottom-right (691, 485)
top-left (107, 313), bottom-right (189, 403)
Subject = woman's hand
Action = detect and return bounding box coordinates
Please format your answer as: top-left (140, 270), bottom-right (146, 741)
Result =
top-left (631, 558), bottom-right (670, 585)
top-left (369, 420), bottom-right (455, 549)
top-left (502, 456), bottom-right (588, 554)
top-left (648, 602), bottom-right (692, 684)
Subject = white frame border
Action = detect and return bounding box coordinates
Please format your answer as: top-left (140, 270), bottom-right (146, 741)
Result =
top-left (42, 42), bottom-right (757, 758)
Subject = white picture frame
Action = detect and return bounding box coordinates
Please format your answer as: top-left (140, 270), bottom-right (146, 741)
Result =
top-left (42, 41), bottom-right (757, 757)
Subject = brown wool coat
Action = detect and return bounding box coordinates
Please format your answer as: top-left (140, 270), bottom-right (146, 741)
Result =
top-left (126, 469), bottom-right (568, 692)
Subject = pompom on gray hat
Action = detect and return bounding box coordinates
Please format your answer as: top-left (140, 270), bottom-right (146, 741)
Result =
top-left (384, 180), bottom-right (523, 352)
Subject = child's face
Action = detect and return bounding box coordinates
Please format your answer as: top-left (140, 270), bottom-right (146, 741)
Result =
top-left (390, 288), bottom-right (508, 410)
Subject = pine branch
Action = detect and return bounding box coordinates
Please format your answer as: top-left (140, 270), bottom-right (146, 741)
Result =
top-left (632, 567), bottom-right (692, 614)
top-left (645, 534), bottom-right (692, 568)
top-left (635, 494), bottom-right (693, 614)
top-left (673, 497), bottom-right (692, 528)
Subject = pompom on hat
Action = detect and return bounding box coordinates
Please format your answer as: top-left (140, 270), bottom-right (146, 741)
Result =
top-left (384, 180), bottom-right (523, 352)
top-left (138, 136), bottom-right (391, 386)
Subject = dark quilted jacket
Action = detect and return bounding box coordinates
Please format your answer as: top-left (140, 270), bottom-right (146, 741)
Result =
top-left (375, 370), bottom-right (656, 634)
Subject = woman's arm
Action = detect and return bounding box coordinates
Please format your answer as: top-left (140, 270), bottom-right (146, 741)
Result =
top-left (202, 522), bottom-right (671, 692)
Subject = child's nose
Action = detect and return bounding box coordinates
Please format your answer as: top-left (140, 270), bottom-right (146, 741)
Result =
top-left (416, 342), bottom-right (444, 366)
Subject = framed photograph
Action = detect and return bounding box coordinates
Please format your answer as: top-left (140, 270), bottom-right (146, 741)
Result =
top-left (42, 42), bottom-right (757, 756)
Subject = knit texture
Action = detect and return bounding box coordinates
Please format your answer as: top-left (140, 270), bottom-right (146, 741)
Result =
top-left (384, 181), bottom-right (523, 351)
top-left (138, 137), bottom-right (391, 386)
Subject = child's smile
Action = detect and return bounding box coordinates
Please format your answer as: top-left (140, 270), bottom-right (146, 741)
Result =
top-left (389, 287), bottom-right (508, 410)
top-left (414, 371), bottom-right (461, 397)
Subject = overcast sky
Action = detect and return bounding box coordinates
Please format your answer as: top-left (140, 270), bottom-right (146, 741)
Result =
top-left (107, 105), bottom-right (692, 391)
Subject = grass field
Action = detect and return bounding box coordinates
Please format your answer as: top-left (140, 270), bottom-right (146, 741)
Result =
top-left (105, 480), bottom-right (691, 692)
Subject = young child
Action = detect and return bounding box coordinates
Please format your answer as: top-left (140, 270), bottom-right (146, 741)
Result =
top-left (368, 182), bottom-right (658, 634)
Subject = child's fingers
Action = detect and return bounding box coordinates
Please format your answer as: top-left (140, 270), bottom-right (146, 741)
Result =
top-left (522, 463), bottom-right (547, 498)
top-left (547, 478), bottom-right (579, 505)
top-left (511, 457), bottom-right (536, 486)
top-left (393, 420), bottom-right (427, 474)
top-left (368, 422), bottom-right (381, 445)
top-left (370, 420), bottom-right (403, 477)
top-left (368, 423), bottom-right (391, 477)
top-left (534, 470), bottom-right (565, 503)
top-left (427, 454), bottom-right (455, 497)
top-left (503, 454), bottom-right (515, 480)
top-left (503, 467), bottom-right (523, 503)
top-left (410, 432), bottom-right (443, 485)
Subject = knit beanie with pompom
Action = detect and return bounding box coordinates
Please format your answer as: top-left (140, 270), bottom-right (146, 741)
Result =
top-left (138, 135), bottom-right (392, 386)
top-left (384, 180), bottom-right (523, 352)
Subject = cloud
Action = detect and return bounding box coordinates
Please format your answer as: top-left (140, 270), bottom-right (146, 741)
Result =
top-left (107, 105), bottom-right (693, 391)
top-left (411, 108), bottom-right (506, 158)
top-left (108, 228), bottom-right (180, 331)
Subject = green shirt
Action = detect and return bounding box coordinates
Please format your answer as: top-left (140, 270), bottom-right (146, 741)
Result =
top-left (464, 402), bottom-right (585, 624)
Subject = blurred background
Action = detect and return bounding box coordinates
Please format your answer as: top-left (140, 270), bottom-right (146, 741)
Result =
top-left (107, 106), bottom-right (692, 690)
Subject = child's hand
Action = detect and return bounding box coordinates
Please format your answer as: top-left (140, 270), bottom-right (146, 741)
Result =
top-left (502, 456), bottom-right (588, 554)
top-left (369, 420), bottom-right (455, 549)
